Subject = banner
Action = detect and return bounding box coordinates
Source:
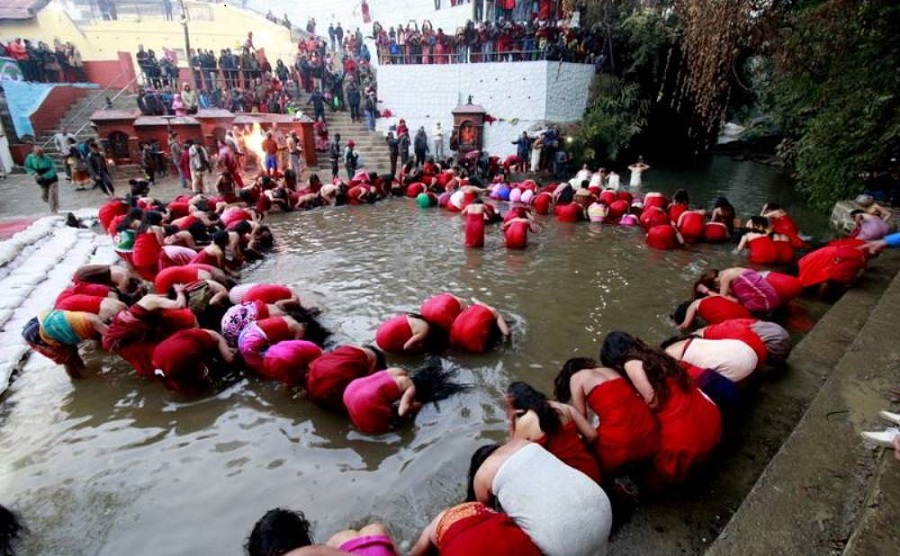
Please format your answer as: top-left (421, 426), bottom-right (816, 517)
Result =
top-left (0, 57), bottom-right (24, 82)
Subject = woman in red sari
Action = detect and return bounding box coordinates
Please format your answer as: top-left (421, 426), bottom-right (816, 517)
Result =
top-left (600, 331), bottom-right (722, 488)
top-left (506, 381), bottom-right (602, 483)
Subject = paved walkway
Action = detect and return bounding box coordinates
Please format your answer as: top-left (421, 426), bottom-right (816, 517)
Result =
top-left (0, 169), bottom-right (189, 222)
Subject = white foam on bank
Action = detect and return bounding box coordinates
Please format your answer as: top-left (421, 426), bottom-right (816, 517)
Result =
top-left (0, 211), bottom-right (110, 395)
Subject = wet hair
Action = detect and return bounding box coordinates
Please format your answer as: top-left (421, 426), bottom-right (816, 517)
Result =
top-left (245, 508), bottom-right (313, 556)
top-left (672, 189), bottom-right (690, 205)
top-left (283, 169), bottom-right (297, 188)
top-left (255, 225), bottom-right (274, 249)
top-left (138, 210), bottom-right (164, 233)
top-left (233, 221), bottom-right (253, 235)
top-left (507, 381), bottom-right (560, 435)
top-left (163, 224), bottom-right (179, 236)
top-left (693, 269), bottom-right (719, 298)
top-left (188, 221), bottom-right (211, 244)
top-left (117, 208), bottom-right (144, 232)
top-left (0, 504), bottom-right (23, 556)
top-left (285, 307), bottom-right (331, 347)
top-left (212, 230), bottom-right (229, 247)
top-left (553, 357), bottom-right (599, 402)
top-left (670, 300), bottom-right (692, 325)
top-left (362, 345), bottom-right (387, 371)
top-left (411, 363), bottom-right (469, 406)
top-left (308, 174), bottom-right (322, 188)
top-left (747, 216), bottom-right (770, 232)
top-left (466, 443), bottom-right (501, 502)
top-left (599, 331), bottom-right (691, 406)
top-left (850, 209), bottom-right (865, 217)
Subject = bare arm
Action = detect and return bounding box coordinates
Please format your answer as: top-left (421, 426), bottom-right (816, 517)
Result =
top-left (571, 376), bottom-right (589, 417)
top-left (678, 299), bottom-right (701, 331)
top-left (207, 330), bottom-right (235, 363)
top-left (208, 281), bottom-right (229, 306)
top-left (403, 330), bottom-right (428, 352)
top-left (409, 511), bottom-right (444, 556)
top-left (734, 233), bottom-right (749, 253)
top-left (563, 403), bottom-right (598, 444)
top-left (495, 313), bottom-right (510, 337)
top-left (624, 360), bottom-right (656, 407)
top-left (398, 384), bottom-right (418, 417)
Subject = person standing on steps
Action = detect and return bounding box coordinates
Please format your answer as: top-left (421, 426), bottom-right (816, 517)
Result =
top-left (386, 131), bottom-right (399, 177)
top-left (344, 140), bottom-right (359, 180)
top-left (188, 139), bottom-right (211, 195)
top-left (287, 130), bottom-right (303, 177)
top-left (87, 141), bottom-right (114, 197)
top-left (335, 23), bottom-right (345, 51)
top-left (308, 89), bottom-right (326, 124)
top-left (25, 145), bottom-right (59, 214)
top-left (329, 133), bottom-right (342, 181)
top-left (328, 22), bottom-right (337, 51)
top-left (399, 130), bottom-right (411, 167)
top-left (414, 127), bottom-right (429, 166)
top-left (347, 82), bottom-right (361, 123)
top-left (168, 131), bottom-right (186, 188)
top-left (433, 121), bottom-right (445, 161)
top-left (363, 90), bottom-right (378, 132)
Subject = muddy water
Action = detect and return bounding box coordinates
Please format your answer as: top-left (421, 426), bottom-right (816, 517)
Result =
top-left (0, 159), bottom-right (830, 555)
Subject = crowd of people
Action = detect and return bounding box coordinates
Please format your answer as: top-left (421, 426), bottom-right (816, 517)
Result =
top-left (1, 38), bottom-right (86, 83)
top-left (133, 31), bottom-right (377, 126)
top-left (371, 18), bottom-right (606, 65)
top-left (11, 130), bottom-right (900, 554)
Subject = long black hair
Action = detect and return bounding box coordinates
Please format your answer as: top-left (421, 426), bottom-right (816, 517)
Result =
top-left (286, 306), bottom-right (332, 347)
top-left (410, 363), bottom-right (469, 406)
top-left (466, 443), bottom-right (501, 502)
top-left (507, 381), bottom-right (560, 435)
top-left (116, 207), bottom-right (143, 232)
top-left (0, 505), bottom-right (22, 556)
top-left (362, 344), bottom-right (387, 371)
top-left (600, 331), bottom-right (690, 406)
top-left (553, 357), bottom-right (599, 403)
top-left (245, 508), bottom-right (313, 556)
top-left (670, 300), bottom-right (692, 326)
top-left (137, 210), bottom-right (164, 233)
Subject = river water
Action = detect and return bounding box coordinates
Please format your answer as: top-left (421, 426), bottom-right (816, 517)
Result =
top-left (0, 158), bottom-right (831, 555)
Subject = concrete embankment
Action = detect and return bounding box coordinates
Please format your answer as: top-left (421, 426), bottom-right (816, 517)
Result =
top-left (708, 252), bottom-right (900, 555)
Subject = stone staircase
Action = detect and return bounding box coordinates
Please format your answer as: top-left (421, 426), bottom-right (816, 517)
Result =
top-left (305, 102), bottom-right (393, 178)
top-left (704, 252), bottom-right (900, 556)
top-left (35, 91), bottom-right (138, 165)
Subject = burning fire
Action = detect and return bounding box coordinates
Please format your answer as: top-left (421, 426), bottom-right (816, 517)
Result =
top-left (242, 122), bottom-right (266, 167)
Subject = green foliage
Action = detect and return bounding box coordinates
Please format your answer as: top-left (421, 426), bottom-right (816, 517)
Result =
top-left (768, 0), bottom-right (900, 208)
top-left (573, 75), bottom-right (649, 164)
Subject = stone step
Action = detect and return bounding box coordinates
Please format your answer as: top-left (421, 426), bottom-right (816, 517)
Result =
top-left (707, 252), bottom-right (900, 556)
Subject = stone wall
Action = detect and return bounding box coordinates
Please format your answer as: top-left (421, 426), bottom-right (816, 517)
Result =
top-left (376, 61), bottom-right (594, 158)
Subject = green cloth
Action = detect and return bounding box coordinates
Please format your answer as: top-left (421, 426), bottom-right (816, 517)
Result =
top-left (24, 153), bottom-right (57, 180)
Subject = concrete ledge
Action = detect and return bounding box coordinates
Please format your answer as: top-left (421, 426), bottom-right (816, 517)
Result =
top-left (707, 252), bottom-right (900, 555)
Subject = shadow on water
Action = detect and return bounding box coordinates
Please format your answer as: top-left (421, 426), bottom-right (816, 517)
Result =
top-left (0, 158), bottom-right (834, 555)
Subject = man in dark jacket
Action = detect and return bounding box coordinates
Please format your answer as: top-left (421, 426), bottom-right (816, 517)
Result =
top-left (413, 127), bottom-right (429, 166)
top-left (308, 89), bottom-right (326, 123)
top-left (347, 82), bottom-right (361, 122)
top-left (386, 132), bottom-right (399, 177)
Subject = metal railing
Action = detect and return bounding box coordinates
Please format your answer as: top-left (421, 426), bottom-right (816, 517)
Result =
top-left (40, 71), bottom-right (140, 152)
top-left (375, 48), bottom-right (596, 65)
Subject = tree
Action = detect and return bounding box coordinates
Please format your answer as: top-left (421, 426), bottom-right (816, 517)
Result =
top-left (767, 0), bottom-right (900, 207)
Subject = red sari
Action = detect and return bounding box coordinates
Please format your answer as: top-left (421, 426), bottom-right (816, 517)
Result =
top-left (537, 420), bottom-right (602, 483)
top-left (587, 378), bottom-right (660, 473)
top-left (435, 502), bottom-right (541, 556)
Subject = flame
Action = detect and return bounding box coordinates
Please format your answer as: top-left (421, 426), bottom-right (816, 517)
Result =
top-left (243, 122), bottom-right (267, 167)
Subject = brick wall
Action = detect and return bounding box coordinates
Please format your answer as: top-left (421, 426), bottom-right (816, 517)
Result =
top-left (28, 86), bottom-right (95, 138)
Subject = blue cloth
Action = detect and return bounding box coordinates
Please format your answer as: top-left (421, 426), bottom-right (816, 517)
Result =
top-left (265, 153), bottom-right (278, 172)
top-left (885, 232), bottom-right (900, 248)
top-left (40, 310), bottom-right (81, 345)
